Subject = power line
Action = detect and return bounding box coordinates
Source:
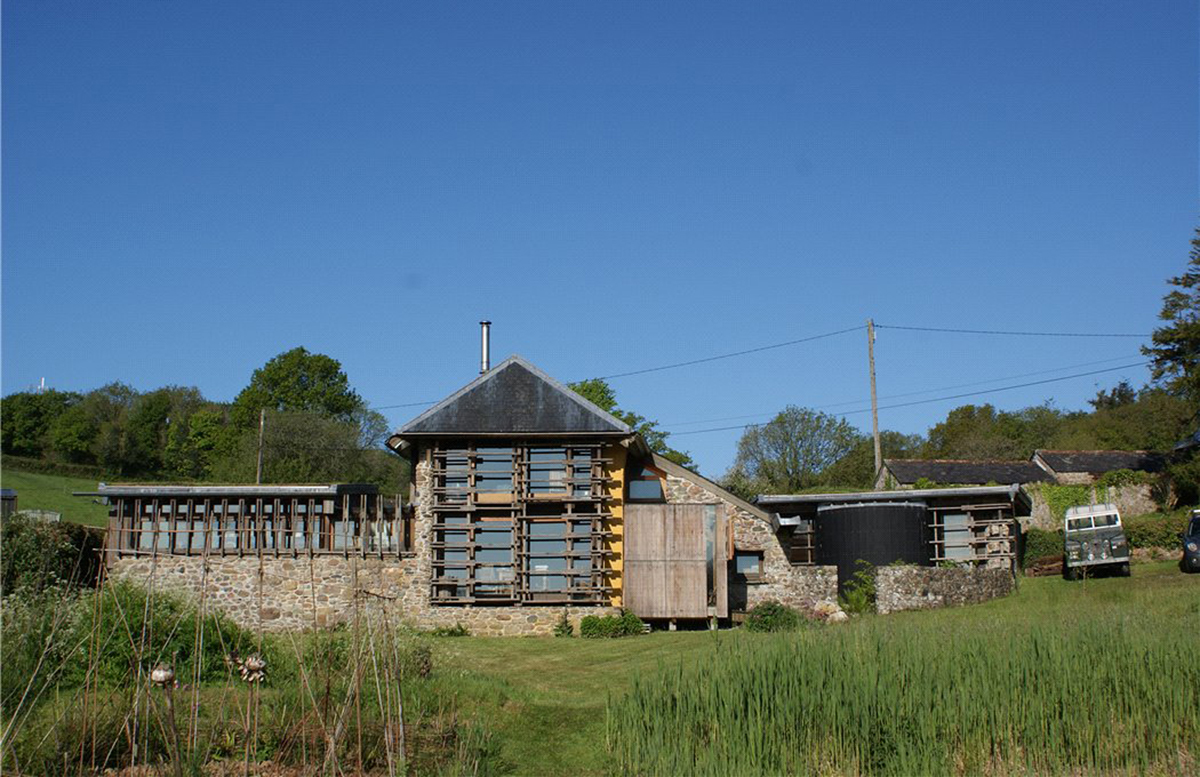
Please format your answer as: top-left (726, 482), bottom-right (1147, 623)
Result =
top-left (666, 361), bottom-right (1150, 437)
top-left (664, 353), bottom-right (1144, 428)
top-left (373, 399), bottom-right (437, 410)
top-left (875, 323), bottom-right (1150, 338)
top-left (595, 325), bottom-right (860, 380)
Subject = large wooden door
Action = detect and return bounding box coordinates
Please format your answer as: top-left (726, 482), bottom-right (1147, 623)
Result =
top-left (624, 504), bottom-right (727, 619)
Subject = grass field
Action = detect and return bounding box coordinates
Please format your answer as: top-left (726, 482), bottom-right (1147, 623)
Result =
top-left (429, 561), bottom-right (1199, 775)
top-left (0, 468), bottom-right (109, 526)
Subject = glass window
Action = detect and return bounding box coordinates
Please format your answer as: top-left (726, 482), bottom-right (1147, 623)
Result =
top-left (477, 447), bottom-right (514, 493)
top-left (942, 513), bottom-right (972, 560)
top-left (530, 448), bottom-right (568, 494)
top-left (1092, 513), bottom-right (1120, 528)
top-left (734, 550), bottom-right (763, 577)
top-left (627, 463), bottom-right (665, 501)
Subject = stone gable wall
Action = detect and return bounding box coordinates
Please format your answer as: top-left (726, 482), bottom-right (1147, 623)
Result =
top-left (875, 566), bottom-right (1014, 615)
top-left (663, 474), bottom-right (838, 615)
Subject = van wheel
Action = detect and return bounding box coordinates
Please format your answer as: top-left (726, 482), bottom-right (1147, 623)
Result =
top-left (1063, 563), bottom-right (1080, 581)
top-left (1118, 562), bottom-right (1131, 577)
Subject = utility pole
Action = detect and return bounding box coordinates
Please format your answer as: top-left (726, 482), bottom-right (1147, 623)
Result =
top-left (867, 319), bottom-right (882, 482)
top-left (255, 409), bottom-right (266, 485)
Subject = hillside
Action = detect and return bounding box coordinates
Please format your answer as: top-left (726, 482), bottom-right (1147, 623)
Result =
top-left (0, 468), bottom-right (109, 527)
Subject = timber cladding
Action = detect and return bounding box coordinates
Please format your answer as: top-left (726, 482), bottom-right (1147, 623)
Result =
top-left (623, 504), bottom-right (727, 620)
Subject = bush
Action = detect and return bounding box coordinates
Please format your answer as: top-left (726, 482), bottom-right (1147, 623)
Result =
top-left (1124, 512), bottom-right (1191, 550)
top-left (1, 514), bottom-right (103, 595)
top-left (839, 560), bottom-right (875, 615)
top-left (430, 622), bottom-right (470, 637)
top-left (744, 600), bottom-right (801, 632)
top-left (553, 609), bottom-right (573, 637)
top-left (1022, 527), bottom-right (1064, 569)
top-left (579, 610), bottom-right (644, 638)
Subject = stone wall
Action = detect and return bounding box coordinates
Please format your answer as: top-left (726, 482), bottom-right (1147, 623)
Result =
top-left (874, 566), bottom-right (1015, 615)
top-left (107, 555), bottom-right (615, 636)
top-left (1023, 483), bottom-right (1159, 530)
top-left (663, 473), bottom-right (839, 616)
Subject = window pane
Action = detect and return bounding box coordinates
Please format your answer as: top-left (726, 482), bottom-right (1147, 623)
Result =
top-left (942, 513), bottom-right (972, 560)
top-left (629, 479), bottom-right (663, 500)
top-left (528, 522), bottom-right (564, 538)
top-left (477, 547), bottom-right (512, 564)
top-left (528, 574), bottom-right (568, 592)
top-left (735, 552), bottom-right (761, 576)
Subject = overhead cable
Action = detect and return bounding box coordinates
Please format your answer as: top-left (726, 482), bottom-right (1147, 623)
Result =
top-left (666, 361), bottom-right (1150, 436)
top-left (875, 324), bottom-right (1150, 338)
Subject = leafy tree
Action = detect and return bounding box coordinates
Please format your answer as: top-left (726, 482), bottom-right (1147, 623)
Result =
top-left (1, 390), bottom-right (80, 458)
top-left (923, 403), bottom-right (1070, 460)
top-left (823, 430), bottom-right (925, 489)
top-left (568, 378), bottom-right (695, 468)
top-left (230, 347), bottom-right (363, 428)
top-left (722, 406), bottom-right (860, 497)
top-left (1143, 228), bottom-right (1200, 406)
top-left (47, 404), bottom-right (98, 463)
top-left (1088, 380), bottom-right (1138, 411)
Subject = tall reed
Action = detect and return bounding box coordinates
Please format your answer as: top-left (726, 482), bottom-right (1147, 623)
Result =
top-left (607, 615), bottom-right (1199, 775)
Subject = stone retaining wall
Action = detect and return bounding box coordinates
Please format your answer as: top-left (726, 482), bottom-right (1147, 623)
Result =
top-left (875, 566), bottom-right (1015, 615)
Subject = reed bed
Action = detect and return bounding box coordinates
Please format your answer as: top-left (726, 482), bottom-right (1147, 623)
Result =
top-left (607, 615), bottom-right (1199, 775)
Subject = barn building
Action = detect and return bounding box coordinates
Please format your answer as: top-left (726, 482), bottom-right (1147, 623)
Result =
top-left (100, 355), bottom-right (840, 634)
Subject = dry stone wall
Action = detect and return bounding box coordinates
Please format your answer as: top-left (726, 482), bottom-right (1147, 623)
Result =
top-left (875, 566), bottom-right (1015, 615)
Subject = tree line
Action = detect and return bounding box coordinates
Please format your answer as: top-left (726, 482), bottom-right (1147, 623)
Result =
top-left (1, 348), bottom-right (408, 492)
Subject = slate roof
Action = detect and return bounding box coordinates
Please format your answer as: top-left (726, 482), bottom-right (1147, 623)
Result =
top-left (1033, 450), bottom-right (1166, 475)
top-left (388, 355), bottom-right (632, 442)
top-left (883, 459), bottom-right (1053, 485)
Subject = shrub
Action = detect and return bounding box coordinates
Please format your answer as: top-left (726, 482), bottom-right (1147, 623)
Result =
top-left (1124, 512), bottom-right (1191, 550)
top-left (553, 609), bottom-right (573, 637)
top-left (839, 560), bottom-right (876, 615)
top-left (1022, 527), bottom-right (1064, 569)
top-left (744, 600), bottom-right (801, 632)
top-left (430, 622), bottom-right (470, 637)
top-left (1, 514), bottom-right (103, 595)
top-left (579, 610), bottom-right (644, 638)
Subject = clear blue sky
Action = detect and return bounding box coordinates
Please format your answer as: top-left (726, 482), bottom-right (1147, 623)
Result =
top-left (4, 2), bottom-right (1197, 477)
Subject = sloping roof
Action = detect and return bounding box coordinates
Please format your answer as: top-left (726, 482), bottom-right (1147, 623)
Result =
top-left (649, 452), bottom-right (771, 523)
top-left (883, 458), bottom-right (1052, 485)
top-left (1034, 450), bottom-right (1166, 475)
top-left (388, 355), bottom-right (632, 443)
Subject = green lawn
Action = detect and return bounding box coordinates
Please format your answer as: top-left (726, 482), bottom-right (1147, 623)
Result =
top-left (431, 561), bottom-right (1199, 776)
top-left (0, 468), bottom-right (109, 526)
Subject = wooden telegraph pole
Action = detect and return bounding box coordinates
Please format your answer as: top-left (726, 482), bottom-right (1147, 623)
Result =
top-left (867, 319), bottom-right (882, 482)
top-left (255, 409), bottom-right (266, 485)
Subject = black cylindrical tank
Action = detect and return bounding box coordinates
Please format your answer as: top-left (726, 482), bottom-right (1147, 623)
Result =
top-left (815, 502), bottom-right (931, 594)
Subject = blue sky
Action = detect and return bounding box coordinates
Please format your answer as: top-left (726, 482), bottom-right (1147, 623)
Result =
top-left (4, 2), bottom-right (1197, 477)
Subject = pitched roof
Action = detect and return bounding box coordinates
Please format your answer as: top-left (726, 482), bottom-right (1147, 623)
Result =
top-left (1033, 450), bottom-right (1166, 475)
top-left (882, 458), bottom-right (1053, 485)
top-left (388, 355), bottom-right (632, 442)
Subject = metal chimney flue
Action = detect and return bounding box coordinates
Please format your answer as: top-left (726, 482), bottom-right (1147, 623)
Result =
top-left (480, 321), bottom-right (491, 374)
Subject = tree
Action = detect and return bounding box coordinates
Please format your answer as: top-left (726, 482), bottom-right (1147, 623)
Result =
top-left (1143, 227), bottom-right (1200, 407)
top-left (823, 430), bottom-right (925, 489)
top-left (1088, 380), bottom-right (1138, 411)
top-left (230, 347), bottom-right (363, 428)
top-left (722, 406), bottom-right (860, 497)
top-left (0, 390), bottom-right (80, 458)
top-left (568, 378), bottom-right (694, 468)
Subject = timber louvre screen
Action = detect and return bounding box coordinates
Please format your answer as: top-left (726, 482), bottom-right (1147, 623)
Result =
top-left (105, 491), bottom-right (411, 560)
top-left (429, 442), bottom-right (616, 605)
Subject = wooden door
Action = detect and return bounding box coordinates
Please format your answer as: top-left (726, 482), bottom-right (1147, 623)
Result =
top-left (625, 504), bottom-right (726, 619)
